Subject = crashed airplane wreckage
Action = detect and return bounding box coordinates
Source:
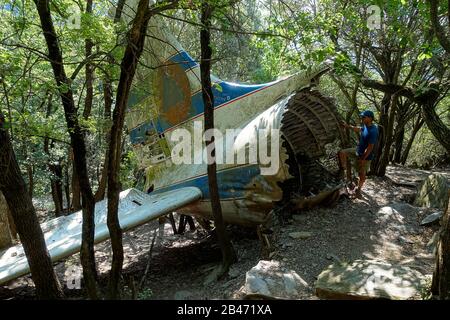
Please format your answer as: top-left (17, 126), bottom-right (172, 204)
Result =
top-left (0, 1), bottom-right (345, 285)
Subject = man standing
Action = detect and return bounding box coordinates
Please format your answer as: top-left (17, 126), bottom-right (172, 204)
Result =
top-left (338, 110), bottom-right (379, 198)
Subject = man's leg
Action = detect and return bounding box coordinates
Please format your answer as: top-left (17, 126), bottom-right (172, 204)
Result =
top-left (355, 160), bottom-right (370, 197)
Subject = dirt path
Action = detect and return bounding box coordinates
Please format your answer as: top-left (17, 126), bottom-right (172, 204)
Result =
top-left (0, 166), bottom-right (446, 300)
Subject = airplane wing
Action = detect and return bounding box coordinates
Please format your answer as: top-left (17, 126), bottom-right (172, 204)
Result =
top-left (0, 187), bottom-right (202, 285)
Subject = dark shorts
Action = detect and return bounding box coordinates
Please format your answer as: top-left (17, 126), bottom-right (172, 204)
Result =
top-left (341, 148), bottom-right (371, 174)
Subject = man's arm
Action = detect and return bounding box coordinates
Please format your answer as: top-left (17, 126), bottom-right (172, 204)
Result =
top-left (341, 121), bottom-right (361, 133)
top-left (361, 144), bottom-right (374, 160)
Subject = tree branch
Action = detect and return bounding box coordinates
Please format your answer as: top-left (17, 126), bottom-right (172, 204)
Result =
top-left (428, 0), bottom-right (450, 53)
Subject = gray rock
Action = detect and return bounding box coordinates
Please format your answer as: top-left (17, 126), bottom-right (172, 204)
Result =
top-left (415, 173), bottom-right (449, 210)
top-left (420, 211), bottom-right (443, 226)
top-left (315, 259), bottom-right (427, 300)
top-left (289, 232), bottom-right (312, 240)
top-left (244, 260), bottom-right (309, 299)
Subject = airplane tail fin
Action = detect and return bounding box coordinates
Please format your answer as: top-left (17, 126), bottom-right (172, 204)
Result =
top-left (123, 7), bottom-right (202, 129)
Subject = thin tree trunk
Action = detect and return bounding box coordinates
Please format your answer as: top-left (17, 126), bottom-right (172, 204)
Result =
top-left (94, 152), bottom-right (108, 202)
top-left (429, 0), bottom-right (450, 53)
top-left (0, 113), bottom-right (64, 299)
top-left (393, 127), bottom-right (404, 164)
top-left (94, 73), bottom-right (113, 202)
top-left (33, 0), bottom-right (98, 299)
top-left (376, 95), bottom-right (398, 176)
top-left (106, 0), bottom-right (152, 298)
top-left (45, 139), bottom-right (64, 216)
top-left (64, 162), bottom-right (70, 211)
top-left (200, 1), bottom-right (236, 274)
top-left (71, 157), bottom-right (81, 211)
top-left (401, 117), bottom-right (424, 165)
top-left (371, 93), bottom-right (391, 175)
top-left (421, 101), bottom-right (450, 153)
top-left (83, 0), bottom-right (94, 120)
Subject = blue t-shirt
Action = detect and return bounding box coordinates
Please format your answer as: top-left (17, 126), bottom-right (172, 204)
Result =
top-left (357, 124), bottom-right (379, 160)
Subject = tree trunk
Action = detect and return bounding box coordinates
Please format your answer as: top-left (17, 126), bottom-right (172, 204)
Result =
top-left (83, 0), bottom-right (94, 120)
top-left (0, 113), bottom-right (64, 299)
top-left (71, 158), bottom-right (81, 211)
top-left (393, 127), bottom-right (404, 164)
top-left (52, 164), bottom-right (64, 216)
top-left (33, 0), bottom-right (98, 299)
top-left (45, 138), bottom-right (64, 216)
top-left (0, 191), bottom-right (13, 249)
top-left (431, 192), bottom-right (450, 299)
top-left (94, 72), bottom-right (113, 202)
top-left (375, 95), bottom-right (398, 176)
top-left (64, 162), bottom-right (70, 211)
top-left (200, 1), bottom-right (237, 274)
top-left (371, 93), bottom-right (391, 175)
top-left (401, 117), bottom-right (424, 165)
top-left (94, 152), bottom-right (108, 202)
top-left (106, 0), bottom-right (153, 298)
top-left (429, 0), bottom-right (450, 53)
top-left (421, 101), bottom-right (450, 153)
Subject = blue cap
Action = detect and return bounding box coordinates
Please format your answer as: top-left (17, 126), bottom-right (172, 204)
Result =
top-left (360, 110), bottom-right (374, 119)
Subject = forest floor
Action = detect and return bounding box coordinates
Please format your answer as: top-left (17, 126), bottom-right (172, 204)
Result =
top-left (1, 165), bottom-right (449, 300)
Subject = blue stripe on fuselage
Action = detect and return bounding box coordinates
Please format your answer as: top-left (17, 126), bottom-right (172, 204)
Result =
top-left (150, 164), bottom-right (261, 199)
top-left (128, 50), bottom-right (271, 143)
top-left (168, 51), bottom-right (198, 70)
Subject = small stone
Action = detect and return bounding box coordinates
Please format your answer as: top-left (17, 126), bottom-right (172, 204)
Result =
top-left (244, 260), bottom-right (309, 299)
top-left (370, 235), bottom-right (377, 241)
top-left (11, 252), bottom-right (17, 257)
top-left (420, 212), bottom-right (443, 226)
top-left (289, 232), bottom-right (312, 240)
top-left (361, 217), bottom-right (367, 223)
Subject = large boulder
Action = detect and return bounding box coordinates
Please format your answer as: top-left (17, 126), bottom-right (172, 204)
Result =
top-left (244, 260), bottom-right (309, 299)
top-left (415, 173), bottom-right (449, 210)
top-left (315, 260), bottom-right (427, 300)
